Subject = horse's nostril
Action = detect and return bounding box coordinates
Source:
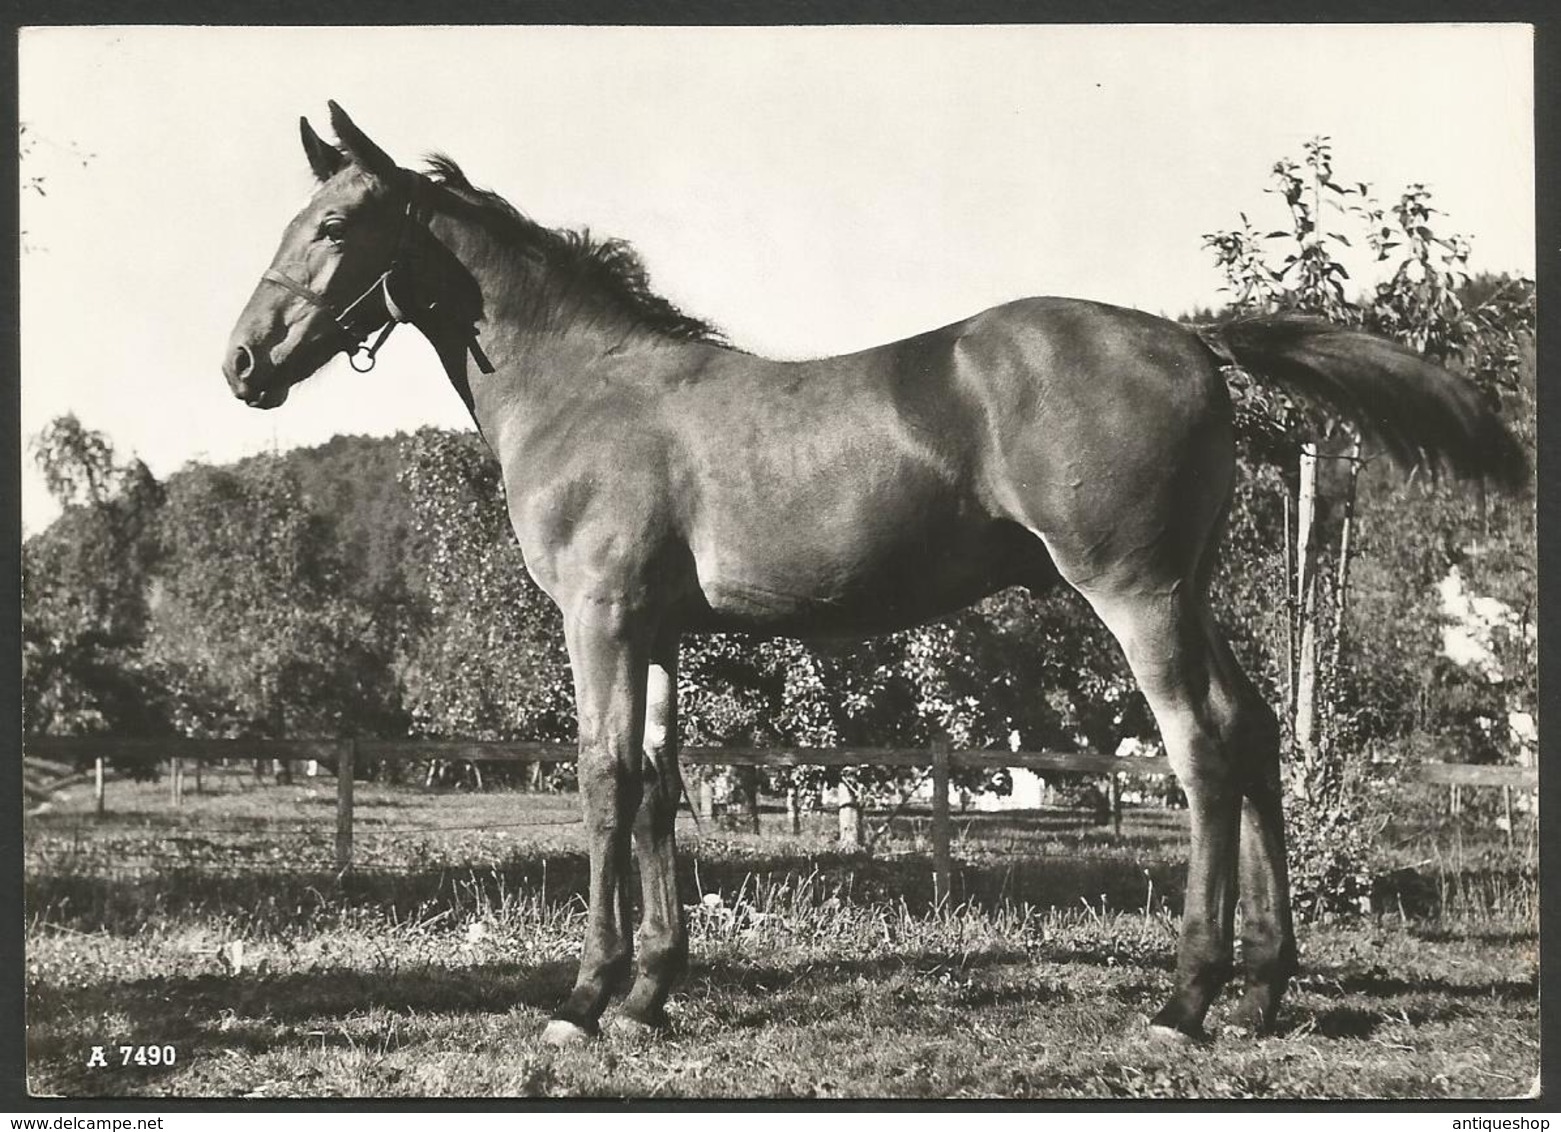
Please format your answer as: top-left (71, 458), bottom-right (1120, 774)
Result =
top-left (232, 344), bottom-right (255, 382)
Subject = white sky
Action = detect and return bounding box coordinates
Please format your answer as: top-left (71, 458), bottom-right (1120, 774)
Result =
top-left (18, 24), bottom-right (1535, 534)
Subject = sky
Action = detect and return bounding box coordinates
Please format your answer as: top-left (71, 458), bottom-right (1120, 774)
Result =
top-left (18, 23), bottom-right (1535, 534)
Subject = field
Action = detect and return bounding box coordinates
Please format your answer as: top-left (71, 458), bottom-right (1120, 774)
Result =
top-left (24, 768), bottom-right (1540, 1100)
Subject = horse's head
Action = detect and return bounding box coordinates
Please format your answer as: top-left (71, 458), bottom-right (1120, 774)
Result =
top-left (222, 102), bottom-right (415, 408)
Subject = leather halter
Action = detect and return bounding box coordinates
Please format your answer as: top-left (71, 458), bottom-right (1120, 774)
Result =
top-left (259, 173), bottom-right (494, 375)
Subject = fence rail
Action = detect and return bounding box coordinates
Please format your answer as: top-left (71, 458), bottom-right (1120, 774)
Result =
top-left (26, 736), bottom-right (1169, 776)
top-left (24, 736), bottom-right (1535, 875)
top-left (1404, 762), bottom-right (1536, 788)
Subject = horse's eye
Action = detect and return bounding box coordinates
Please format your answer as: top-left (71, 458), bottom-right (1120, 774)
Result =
top-left (320, 219), bottom-right (346, 244)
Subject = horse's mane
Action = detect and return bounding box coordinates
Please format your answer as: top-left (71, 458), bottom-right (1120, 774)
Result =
top-left (421, 154), bottom-right (727, 347)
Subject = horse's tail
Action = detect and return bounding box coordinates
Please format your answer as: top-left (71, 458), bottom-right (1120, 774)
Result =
top-left (1193, 315), bottom-right (1527, 489)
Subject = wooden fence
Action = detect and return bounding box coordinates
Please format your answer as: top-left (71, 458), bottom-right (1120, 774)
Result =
top-left (24, 736), bottom-right (1537, 898)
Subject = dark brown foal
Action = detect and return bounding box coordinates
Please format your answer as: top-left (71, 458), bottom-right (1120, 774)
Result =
top-left (224, 103), bottom-right (1523, 1044)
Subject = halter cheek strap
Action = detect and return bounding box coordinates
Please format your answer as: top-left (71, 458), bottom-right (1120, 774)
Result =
top-left (259, 269), bottom-right (337, 312)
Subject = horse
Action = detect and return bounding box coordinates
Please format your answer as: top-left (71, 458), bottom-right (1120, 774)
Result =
top-left (222, 103), bottom-right (1524, 1045)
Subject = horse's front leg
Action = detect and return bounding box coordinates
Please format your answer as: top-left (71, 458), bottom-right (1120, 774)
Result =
top-left (543, 601), bottom-right (649, 1044)
top-left (615, 634), bottom-right (687, 1031)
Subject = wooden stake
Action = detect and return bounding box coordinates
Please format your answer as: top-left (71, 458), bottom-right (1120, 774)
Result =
top-left (335, 739), bottom-right (356, 873)
top-left (838, 785), bottom-right (862, 850)
top-left (931, 740), bottom-right (952, 908)
top-left (1295, 445), bottom-right (1321, 769)
top-left (739, 764), bottom-right (761, 834)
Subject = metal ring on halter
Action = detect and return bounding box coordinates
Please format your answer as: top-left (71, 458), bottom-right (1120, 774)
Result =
top-left (349, 320), bottom-right (400, 372)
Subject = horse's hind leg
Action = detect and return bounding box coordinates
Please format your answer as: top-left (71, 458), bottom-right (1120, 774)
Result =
top-left (543, 603), bottom-right (648, 1044)
top-left (616, 635), bottom-right (689, 1031)
top-left (1232, 693), bottom-right (1296, 1033)
top-left (1075, 582), bottom-right (1269, 1038)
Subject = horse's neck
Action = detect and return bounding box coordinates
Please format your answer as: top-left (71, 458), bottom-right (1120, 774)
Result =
top-left (423, 210), bottom-right (689, 451)
top-left (421, 213), bottom-right (612, 426)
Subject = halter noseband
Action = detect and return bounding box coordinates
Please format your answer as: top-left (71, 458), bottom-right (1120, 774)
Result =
top-left (259, 173), bottom-right (494, 375)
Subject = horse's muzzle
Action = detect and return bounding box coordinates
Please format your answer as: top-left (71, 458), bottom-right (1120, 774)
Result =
top-left (224, 341), bottom-right (290, 409)
top-left (242, 386), bottom-right (290, 410)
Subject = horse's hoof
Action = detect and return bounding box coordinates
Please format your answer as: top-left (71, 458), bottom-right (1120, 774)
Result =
top-left (1148, 997), bottom-right (1211, 1043)
top-left (541, 1018), bottom-right (596, 1045)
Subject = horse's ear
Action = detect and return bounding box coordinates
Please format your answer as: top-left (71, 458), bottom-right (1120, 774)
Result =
top-left (327, 101), bottom-right (399, 183)
top-left (299, 117), bottom-right (344, 181)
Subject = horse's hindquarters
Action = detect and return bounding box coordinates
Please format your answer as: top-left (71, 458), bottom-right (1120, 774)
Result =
top-left (966, 299), bottom-right (1235, 592)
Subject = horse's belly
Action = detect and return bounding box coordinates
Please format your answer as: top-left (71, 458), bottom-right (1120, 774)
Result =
top-left (684, 514), bottom-right (1049, 639)
top-left (692, 576), bottom-right (989, 638)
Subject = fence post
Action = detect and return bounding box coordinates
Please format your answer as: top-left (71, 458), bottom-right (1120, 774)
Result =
top-left (171, 758), bottom-right (183, 808)
top-left (931, 739), bottom-right (952, 908)
top-left (838, 784), bottom-right (862, 850)
top-left (1503, 785), bottom-right (1515, 849)
top-left (739, 764), bottom-right (761, 834)
top-left (94, 756), bottom-right (105, 818)
top-left (786, 783), bottom-right (801, 836)
top-left (336, 739), bottom-right (356, 873)
top-left (1106, 773), bottom-right (1122, 837)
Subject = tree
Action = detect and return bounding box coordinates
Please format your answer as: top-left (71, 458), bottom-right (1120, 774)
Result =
top-left (1337, 325), bottom-right (1535, 763)
top-left (397, 429), bottom-right (575, 747)
top-left (146, 457), bottom-right (406, 741)
top-left (22, 416), bottom-right (166, 738)
top-left (283, 432), bottom-right (420, 604)
top-left (678, 585), bottom-right (1159, 840)
top-left (1202, 139), bottom-right (1534, 914)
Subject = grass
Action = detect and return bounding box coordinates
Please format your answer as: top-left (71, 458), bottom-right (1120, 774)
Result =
top-left (23, 769), bottom-right (1540, 1099)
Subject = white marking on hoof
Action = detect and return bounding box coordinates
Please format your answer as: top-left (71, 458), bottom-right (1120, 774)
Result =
top-left (541, 1018), bottom-right (595, 1046)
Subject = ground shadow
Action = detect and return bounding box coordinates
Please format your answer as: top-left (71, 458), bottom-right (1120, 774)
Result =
top-left (27, 845), bottom-right (1186, 936)
top-left (32, 944), bottom-right (1084, 1089)
top-left (686, 946), bottom-right (1032, 990)
top-left (679, 948), bottom-right (1071, 1030)
top-left (1301, 1006), bottom-right (1384, 1040)
top-left (1271, 964), bottom-right (1537, 1043)
top-left (1306, 970), bottom-right (1536, 1002)
top-left (28, 957), bottom-right (578, 1095)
